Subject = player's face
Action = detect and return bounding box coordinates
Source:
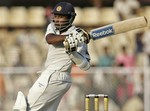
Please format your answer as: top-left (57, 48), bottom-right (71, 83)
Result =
top-left (52, 14), bottom-right (70, 31)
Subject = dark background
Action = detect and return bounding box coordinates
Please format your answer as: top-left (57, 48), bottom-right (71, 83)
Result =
top-left (0, 0), bottom-right (150, 7)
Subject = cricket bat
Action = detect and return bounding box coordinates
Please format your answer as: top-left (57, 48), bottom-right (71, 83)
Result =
top-left (90, 16), bottom-right (148, 40)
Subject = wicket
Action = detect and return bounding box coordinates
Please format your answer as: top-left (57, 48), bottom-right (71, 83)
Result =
top-left (85, 94), bottom-right (109, 111)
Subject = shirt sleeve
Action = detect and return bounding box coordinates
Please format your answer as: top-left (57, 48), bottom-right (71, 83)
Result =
top-left (77, 43), bottom-right (90, 61)
top-left (45, 23), bottom-right (55, 37)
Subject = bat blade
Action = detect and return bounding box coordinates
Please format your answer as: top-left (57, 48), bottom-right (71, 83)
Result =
top-left (90, 16), bottom-right (148, 40)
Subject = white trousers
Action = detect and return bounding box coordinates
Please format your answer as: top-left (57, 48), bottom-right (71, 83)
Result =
top-left (27, 70), bottom-right (72, 111)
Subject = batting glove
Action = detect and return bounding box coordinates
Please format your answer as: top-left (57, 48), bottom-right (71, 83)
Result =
top-left (72, 28), bottom-right (91, 44)
top-left (63, 34), bottom-right (78, 54)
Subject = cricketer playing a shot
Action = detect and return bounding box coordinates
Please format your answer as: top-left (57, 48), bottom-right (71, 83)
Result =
top-left (13, 2), bottom-right (91, 111)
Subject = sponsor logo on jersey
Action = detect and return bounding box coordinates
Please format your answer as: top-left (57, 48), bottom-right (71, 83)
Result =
top-left (91, 26), bottom-right (114, 40)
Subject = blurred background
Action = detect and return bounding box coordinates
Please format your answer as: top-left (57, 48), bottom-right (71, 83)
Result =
top-left (0, 0), bottom-right (150, 111)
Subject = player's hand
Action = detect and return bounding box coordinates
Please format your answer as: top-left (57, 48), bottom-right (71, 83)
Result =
top-left (63, 34), bottom-right (78, 54)
top-left (71, 28), bottom-right (91, 44)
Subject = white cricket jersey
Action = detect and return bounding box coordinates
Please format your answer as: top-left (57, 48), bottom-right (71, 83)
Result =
top-left (44, 23), bottom-right (90, 71)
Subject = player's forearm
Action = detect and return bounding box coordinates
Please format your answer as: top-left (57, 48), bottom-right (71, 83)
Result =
top-left (46, 33), bottom-right (66, 44)
top-left (69, 52), bottom-right (90, 71)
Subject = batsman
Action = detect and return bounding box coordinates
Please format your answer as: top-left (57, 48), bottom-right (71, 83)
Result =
top-left (13, 2), bottom-right (91, 111)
